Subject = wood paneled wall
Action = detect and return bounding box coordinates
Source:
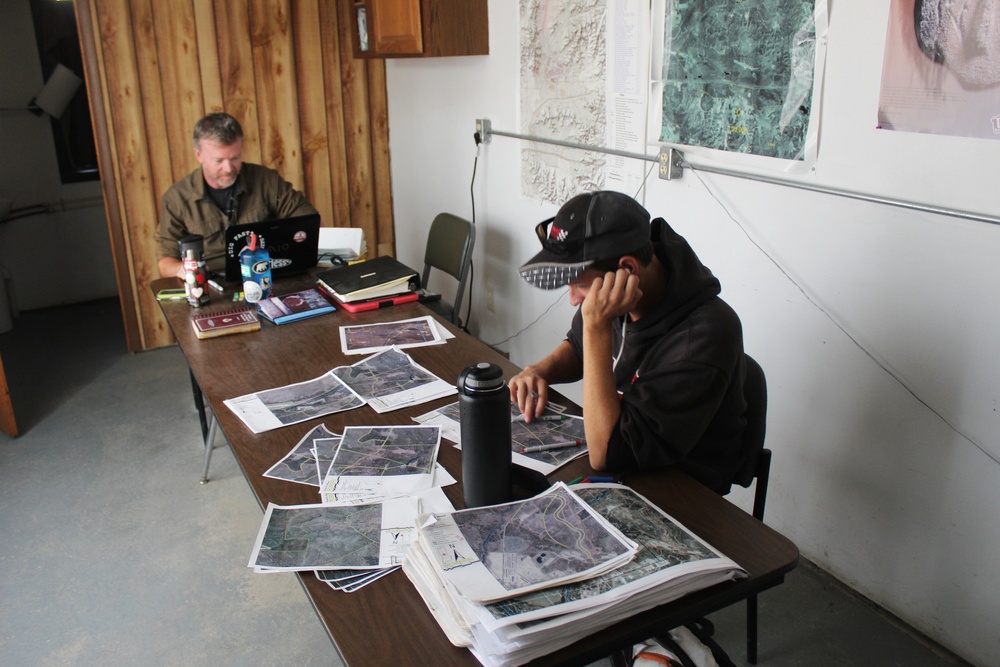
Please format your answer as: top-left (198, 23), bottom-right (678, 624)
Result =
top-left (75, 0), bottom-right (394, 351)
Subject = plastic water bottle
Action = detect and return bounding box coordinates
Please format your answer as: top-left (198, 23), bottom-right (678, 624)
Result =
top-left (458, 362), bottom-right (512, 507)
top-left (239, 232), bottom-right (271, 303)
top-left (183, 249), bottom-right (210, 307)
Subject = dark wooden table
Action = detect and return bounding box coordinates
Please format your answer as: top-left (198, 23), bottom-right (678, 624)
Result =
top-left (154, 275), bottom-right (798, 667)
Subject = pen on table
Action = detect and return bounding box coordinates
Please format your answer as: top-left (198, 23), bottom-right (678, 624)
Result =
top-left (360, 272), bottom-right (376, 278)
top-left (208, 279), bottom-right (224, 292)
top-left (567, 476), bottom-right (585, 485)
top-left (521, 440), bottom-right (585, 453)
top-left (585, 476), bottom-right (615, 483)
top-left (511, 414), bottom-right (565, 423)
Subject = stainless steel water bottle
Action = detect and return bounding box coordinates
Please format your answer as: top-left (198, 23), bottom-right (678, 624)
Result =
top-left (183, 249), bottom-right (210, 307)
top-left (458, 362), bottom-right (512, 507)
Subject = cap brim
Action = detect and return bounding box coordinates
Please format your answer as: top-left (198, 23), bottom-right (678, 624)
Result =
top-left (518, 250), bottom-right (594, 290)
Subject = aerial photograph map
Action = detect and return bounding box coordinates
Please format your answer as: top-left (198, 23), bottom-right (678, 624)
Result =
top-left (264, 424), bottom-right (338, 486)
top-left (341, 316), bottom-right (441, 354)
top-left (334, 347), bottom-right (441, 400)
top-left (256, 503), bottom-right (383, 570)
top-left (449, 484), bottom-right (634, 593)
top-left (330, 425), bottom-right (440, 478)
top-left (255, 372), bottom-right (364, 425)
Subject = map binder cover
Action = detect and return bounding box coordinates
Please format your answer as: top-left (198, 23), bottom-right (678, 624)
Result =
top-left (191, 308), bottom-right (260, 339)
top-left (315, 255), bottom-right (419, 303)
top-left (256, 288), bottom-right (336, 325)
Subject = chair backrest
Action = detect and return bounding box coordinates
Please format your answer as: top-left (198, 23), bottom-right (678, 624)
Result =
top-left (733, 353), bottom-right (767, 489)
top-left (422, 213), bottom-right (475, 324)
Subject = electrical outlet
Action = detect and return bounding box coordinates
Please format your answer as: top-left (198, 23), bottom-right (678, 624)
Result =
top-left (658, 147), bottom-right (683, 180)
top-left (486, 284), bottom-right (495, 312)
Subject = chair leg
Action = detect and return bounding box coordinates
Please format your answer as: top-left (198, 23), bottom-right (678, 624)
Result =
top-left (609, 647), bottom-right (632, 667)
top-left (747, 594), bottom-right (758, 664)
top-left (200, 412), bottom-right (218, 485)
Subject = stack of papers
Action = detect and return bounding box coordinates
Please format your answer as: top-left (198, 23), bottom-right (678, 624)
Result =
top-left (263, 424), bottom-right (457, 502)
top-left (225, 347), bottom-right (456, 433)
top-left (255, 424), bottom-right (458, 592)
top-left (403, 483), bottom-right (747, 667)
top-left (248, 488), bottom-right (455, 592)
top-left (319, 425), bottom-right (442, 505)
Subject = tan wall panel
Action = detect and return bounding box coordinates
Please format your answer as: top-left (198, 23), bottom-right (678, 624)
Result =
top-left (367, 60), bottom-right (394, 250)
top-left (249, 0), bottom-right (304, 189)
top-left (319, 0), bottom-right (351, 229)
top-left (336, 0), bottom-right (376, 253)
top-left (215, 0), bottom-right (261, 164)
top-left (292, 0), bottom-right (334, 227)
top-left (131, 0), bottom-right (174, 218)
top-left (151, 0), bottom-right (206, 184)
top-left (193, 2), bottom-right (224, 113)
top-left (94, 0), bottom-right (172, 349)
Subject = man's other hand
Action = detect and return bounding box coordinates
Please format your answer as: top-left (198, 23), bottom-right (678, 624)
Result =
top-left (508, 368), bottom-right (549, 422)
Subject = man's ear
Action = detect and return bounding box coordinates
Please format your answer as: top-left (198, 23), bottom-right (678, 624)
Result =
top-left (618, 258), bottom-right (637, 274)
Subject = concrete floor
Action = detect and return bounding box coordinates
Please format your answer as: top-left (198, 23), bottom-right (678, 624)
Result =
top-left (0, 299), bottom-right (972, 667)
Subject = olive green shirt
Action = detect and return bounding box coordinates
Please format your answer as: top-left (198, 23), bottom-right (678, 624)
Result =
top-left (158, 163), bottom-right (317, 272)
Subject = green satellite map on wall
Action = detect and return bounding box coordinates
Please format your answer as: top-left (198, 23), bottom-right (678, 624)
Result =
top-left (661, 0), bottom-right (817, 160)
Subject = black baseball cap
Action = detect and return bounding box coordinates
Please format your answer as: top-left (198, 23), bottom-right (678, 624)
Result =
top-left (518, 191), bottom-right (651, 290)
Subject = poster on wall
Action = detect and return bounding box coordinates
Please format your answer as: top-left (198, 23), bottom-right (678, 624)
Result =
top-left (519, 0), bottom-right (648, 205)
top-left (658, 0), bottom-right (825, 165)
top-left (878, 0), bottom-right (1000, 140)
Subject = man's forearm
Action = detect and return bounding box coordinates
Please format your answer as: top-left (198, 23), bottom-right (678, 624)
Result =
top-left (158, 256), bottom-right (185, 280)
top-left (582, 323), bottom-right (620, 470)
top-left (525, 341), bottom-right (583, 385)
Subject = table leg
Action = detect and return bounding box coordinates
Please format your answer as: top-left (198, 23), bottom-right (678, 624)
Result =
top-left (190, 369), bottom-right (208, 441)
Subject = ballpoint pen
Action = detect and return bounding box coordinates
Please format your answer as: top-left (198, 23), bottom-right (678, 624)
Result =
top-left (521, 440), bottom-right (585, 453)
top-left (511, 414), bottom-right (566, 423)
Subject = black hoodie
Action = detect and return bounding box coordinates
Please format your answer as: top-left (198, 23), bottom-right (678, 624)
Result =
top-left (566, 218), bottom-right (747, 494)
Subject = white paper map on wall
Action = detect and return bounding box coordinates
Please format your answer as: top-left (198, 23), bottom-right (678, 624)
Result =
top-left (878, 0), bottom-right (1000, 140)
top-left (660, 0), bottom-right (824, 162)
top-left (519, 0), bottom-right (647, 205)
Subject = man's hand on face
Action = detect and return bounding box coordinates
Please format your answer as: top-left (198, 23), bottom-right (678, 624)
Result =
top-left (581, 268), bottom-right (641, 327)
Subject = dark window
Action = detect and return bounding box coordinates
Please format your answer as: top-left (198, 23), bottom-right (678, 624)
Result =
top-left (29, 0), bottom-right (99, 183)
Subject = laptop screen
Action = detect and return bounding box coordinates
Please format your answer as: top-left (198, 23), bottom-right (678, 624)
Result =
top-left (223, 213), bottom-right (321, 282)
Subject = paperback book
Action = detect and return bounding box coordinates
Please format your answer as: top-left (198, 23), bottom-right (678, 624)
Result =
top-left (190, 307), bottom-right (260, 339)
top-left (256, 288), bottom-right (336, 325)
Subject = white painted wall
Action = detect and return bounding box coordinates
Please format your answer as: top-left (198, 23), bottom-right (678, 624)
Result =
top-left (0, 0), bottom-right (118, 315)
top-left (386, 2), bottom-right (1000, 665)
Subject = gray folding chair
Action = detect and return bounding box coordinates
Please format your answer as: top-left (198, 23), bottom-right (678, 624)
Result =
top-left (731, 353), bottom-right (772, 663)
top-left (421, 213), bottom-right (475, 327)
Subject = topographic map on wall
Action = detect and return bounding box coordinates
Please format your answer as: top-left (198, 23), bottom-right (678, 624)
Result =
top-left (660, 0), bottom-right (823, 161)
top-left (519, 0), bottom-right (647, 205)
top-left (520, 0), bottom-right (608, 204)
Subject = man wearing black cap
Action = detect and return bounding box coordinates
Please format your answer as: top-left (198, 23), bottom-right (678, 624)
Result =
top-left (510, 191), bottom-right (747, 494)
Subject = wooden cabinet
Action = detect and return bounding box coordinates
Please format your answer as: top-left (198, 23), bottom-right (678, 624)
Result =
top-left (351, 0), bottom-right (489, 58)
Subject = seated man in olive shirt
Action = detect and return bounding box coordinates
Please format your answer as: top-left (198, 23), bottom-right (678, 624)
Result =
top-left (157, 112), bottom-right (317, 278)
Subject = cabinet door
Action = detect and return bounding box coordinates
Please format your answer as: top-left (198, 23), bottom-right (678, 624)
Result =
top-left (369, 0), bottom-right (424, 55)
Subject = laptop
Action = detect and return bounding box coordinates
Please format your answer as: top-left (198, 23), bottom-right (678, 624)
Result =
top-left (223, 213), bottom-right (321, 282)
